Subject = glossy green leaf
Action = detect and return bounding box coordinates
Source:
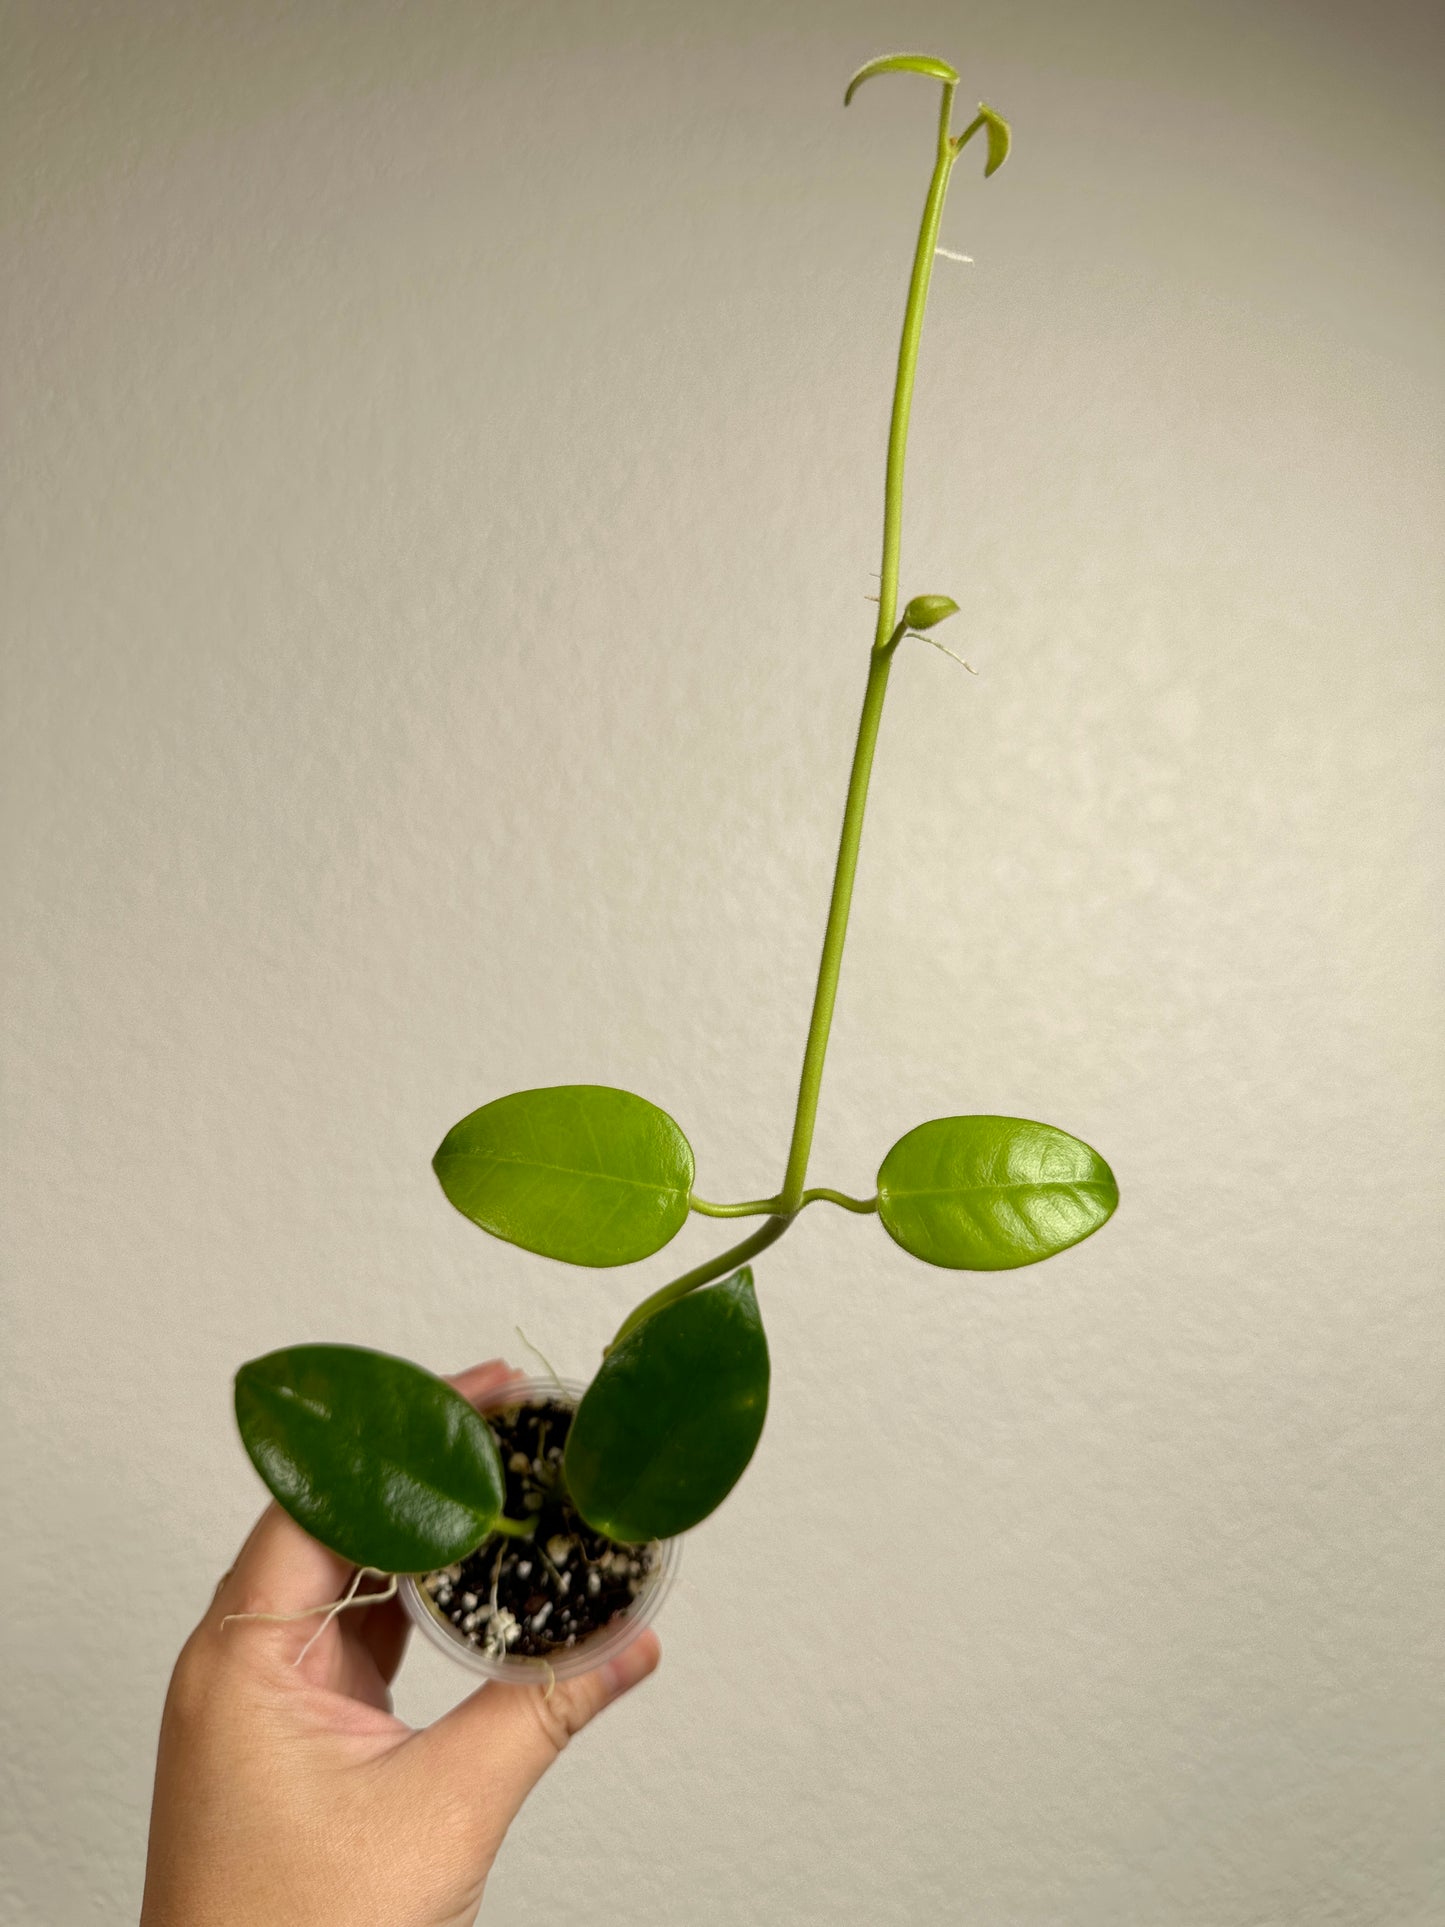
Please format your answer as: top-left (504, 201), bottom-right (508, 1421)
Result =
top-left (564, 1269), bottom-right (770, 1541)
top-left (903, 593), bottom-right (960, 631)
top-left (235, 1344), bottom-right (507, 1572)
top-left (844, 51), bottom-right (959, 107)
top-left (433, 1084), bottom-right (694, 1267)
top-left (877, 1115), bottom-right (1117, 1269)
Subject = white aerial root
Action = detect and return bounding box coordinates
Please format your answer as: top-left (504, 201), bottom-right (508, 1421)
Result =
top-left (935, 246), bottom-right (973, 262)
top-left (513, 1324), bottom-right (568, 1395)
top-left (221, 1567), bottom-right (399, 1665)
top-left (910, 630), bottom-right (978, 673)
top-left (481, 1542), bottom-right (515, 1661)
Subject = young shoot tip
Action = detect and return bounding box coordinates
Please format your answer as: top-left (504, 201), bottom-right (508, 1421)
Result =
top-left (844, 51), bottom-right (960, 109)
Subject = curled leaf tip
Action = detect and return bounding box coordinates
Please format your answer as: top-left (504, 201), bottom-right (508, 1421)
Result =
top-left (903, 593), bottom-right (960, 631)
top-left (844, 52), bottom-right (960, 108)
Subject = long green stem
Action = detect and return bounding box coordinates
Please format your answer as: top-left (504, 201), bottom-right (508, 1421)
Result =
top-left (872, 83), bottom-right (959, 644)
top-left (776, 645), bottom-right (895, 1208)
top-left (608, 77), bottom-right (963, 1350)
top-left (778, 79), bottom-right (958, 1209)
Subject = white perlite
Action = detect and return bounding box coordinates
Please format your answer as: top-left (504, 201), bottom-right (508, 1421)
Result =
top-left (484, 1608), bottom-right (521, 1658)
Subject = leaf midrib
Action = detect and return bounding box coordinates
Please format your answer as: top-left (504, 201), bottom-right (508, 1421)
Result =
top-left (437, 1146), bottom-right (687, 1197)
top-left (884, 1178), bottom-right (1115, 1202)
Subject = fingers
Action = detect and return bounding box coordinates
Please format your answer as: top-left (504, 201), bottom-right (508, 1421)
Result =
top-left (446, 1360), bottom-right (529, 1406)
top-left (355, 1591), bottom-right (411, 1685)
top-left (209, 1503), bottom-right (354, 1624)
top-left (405, 1630), bottom-right (660, 1854)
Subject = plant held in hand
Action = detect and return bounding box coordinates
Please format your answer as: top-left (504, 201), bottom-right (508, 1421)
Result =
top-left (234, 52), bottom-right (1118, 1665)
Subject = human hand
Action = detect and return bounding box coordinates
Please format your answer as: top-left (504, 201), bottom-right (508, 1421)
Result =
top-left (140, 1361), bottom-right (661, 1927)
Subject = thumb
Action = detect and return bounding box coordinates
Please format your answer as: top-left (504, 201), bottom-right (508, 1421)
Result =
top-left (405, 1629), bottom-right (660, 1856)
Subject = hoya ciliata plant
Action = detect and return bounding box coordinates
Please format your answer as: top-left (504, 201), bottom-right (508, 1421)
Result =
top-left (234, 52), bottom-right (1118, 1663)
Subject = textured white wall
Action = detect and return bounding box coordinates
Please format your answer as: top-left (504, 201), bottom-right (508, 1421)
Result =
top-left (3, 1), bottom-right (1442, 1922)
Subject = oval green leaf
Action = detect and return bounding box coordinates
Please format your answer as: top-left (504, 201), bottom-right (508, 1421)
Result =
top-left (235, 1344), bottom-right (507, 1572)
top-left (564, 1268), bottom-right (770, 1542)
top-left (844, 51), bottom-right (959, 107)
top-left (877, 1115), bottom-right (1117, 1270)
top-left (433, 1084), bottom-right (695, 1267)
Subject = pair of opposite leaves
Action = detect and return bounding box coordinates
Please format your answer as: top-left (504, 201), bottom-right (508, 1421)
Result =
top-left (432, 1082), bottom-right (1118, 1273)
top-left (237, 1092), bottom-right (1116, 1574)
top-left (235, 1268), bottom-right (768, 1573)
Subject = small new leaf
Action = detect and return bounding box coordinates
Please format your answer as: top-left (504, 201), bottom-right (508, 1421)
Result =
top-left (844, 51), bottom-right (960, 107)
top-left (955, 102), bottom-right (1011, 176)
top-left (433, 1085), bottom-right (694, 1267)
top-left (903, 594), bottom-right (960, 631)
top-left (981, 104), bottom-right (1011, 176)
top-left (235, 1345), bottom-right (509, 1572)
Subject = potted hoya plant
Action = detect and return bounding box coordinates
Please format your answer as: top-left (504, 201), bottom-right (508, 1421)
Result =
top-left (232, 51), bottom-right (1119, 1682)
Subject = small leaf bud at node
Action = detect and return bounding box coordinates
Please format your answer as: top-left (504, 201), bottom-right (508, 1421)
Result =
top-left (902, 594), bottom-right (960, 631)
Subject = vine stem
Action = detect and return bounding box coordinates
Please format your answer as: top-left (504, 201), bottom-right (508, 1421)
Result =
top-left (611, 1216), bottom-right (792, 1348)
top-left (800, 1185), bottom-right (879, 1215)
top-left (608, 77), bottom-right (962, 1351)
top-left (690, 1188), bottom-right (877, 1218)
top-left (780, 73), bottom-right (958, 1206)
top-left (689, 1194), bottom-right (783, 1219)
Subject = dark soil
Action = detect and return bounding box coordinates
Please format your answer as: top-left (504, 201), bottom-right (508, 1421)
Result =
top-left (419, 1395), bottom-right (660, 1662)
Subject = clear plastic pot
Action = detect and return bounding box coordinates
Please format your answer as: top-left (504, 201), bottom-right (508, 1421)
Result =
top-left (399, 1374), bottom-right (680, 1685)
